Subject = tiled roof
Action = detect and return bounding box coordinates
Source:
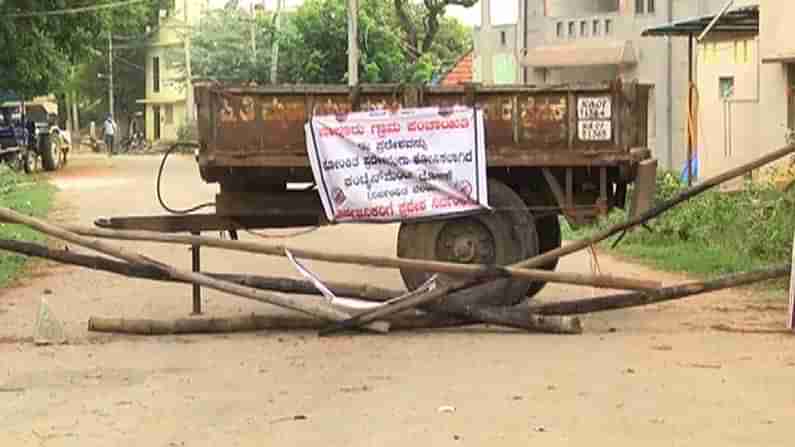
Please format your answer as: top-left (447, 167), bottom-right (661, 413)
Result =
top-left (440, 51), bottom-right (473, 85)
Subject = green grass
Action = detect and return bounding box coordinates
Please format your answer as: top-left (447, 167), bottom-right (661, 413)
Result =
top-left (0, 166), bottom-right (55, 287)
top-left (562, 171), bottom-right (795, 289)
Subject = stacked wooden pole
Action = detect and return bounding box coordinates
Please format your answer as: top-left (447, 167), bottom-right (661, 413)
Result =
top-left (0, 145), bottom-right (792, 336)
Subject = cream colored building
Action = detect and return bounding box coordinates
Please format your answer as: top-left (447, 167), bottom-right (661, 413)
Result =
top-left (474, 0), bottom-right (759, 172)
top-left (645, 2), bottom-right (794, 185)
top-left (138, 0), bottom-right (209, 142)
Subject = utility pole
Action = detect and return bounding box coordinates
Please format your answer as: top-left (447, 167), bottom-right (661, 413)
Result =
top-left (347, 0), bottom-right (358, 87)
top-left (250, 2), bottom-right (257, 64)
top-left (108, 32), bottom-right (115, 117)
top-left (270, 0), bottom-right (283, 84)
top-left (184, 0), bottom-right (194, 122)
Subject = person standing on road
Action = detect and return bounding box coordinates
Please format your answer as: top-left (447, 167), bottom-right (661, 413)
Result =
top-left (103, 114), bottom-right (117, 155)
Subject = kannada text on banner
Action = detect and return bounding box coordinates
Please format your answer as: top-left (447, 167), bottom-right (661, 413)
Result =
top-left (305, 107), bottom-right (488, 223)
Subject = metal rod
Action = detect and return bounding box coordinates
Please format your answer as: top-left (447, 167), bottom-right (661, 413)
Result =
top-left (688, 34), bottom-right (694, 186)
top-left (191, 231), bottom-right (202, 315)
top-left (108, 32), bottom-right (114, 117)
top-left (697, 0), bottom-right (735, 42)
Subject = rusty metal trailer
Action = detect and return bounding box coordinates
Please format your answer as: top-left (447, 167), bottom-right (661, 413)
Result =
top-left (99, 80), bottom-right (657, 311)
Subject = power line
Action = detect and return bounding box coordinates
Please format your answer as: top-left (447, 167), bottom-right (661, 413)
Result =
top-left (4, 0), bottom-right (150, 18)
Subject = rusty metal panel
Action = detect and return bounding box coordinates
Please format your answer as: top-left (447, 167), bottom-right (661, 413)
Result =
top-left (196, 82), bottom-right (650, 171)
top-left (214, 93), bottom-right (308, 155)
top-left (517, 93), bottom-right (568, 146)
top-left (423, 92), bottom-right (517, 149)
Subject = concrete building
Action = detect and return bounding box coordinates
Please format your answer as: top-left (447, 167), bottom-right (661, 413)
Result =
top-left (137, 0), bottom-right (209, 142)
top-left (644, 2), bottom-right (792, 186)
top-left (473, 0), bottom-right (519, 84)
top-left (474, 0), bottom-right (753, 172)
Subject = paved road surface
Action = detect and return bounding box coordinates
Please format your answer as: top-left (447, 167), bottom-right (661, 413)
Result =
top-left (0, 154), bottom-right (792, 446)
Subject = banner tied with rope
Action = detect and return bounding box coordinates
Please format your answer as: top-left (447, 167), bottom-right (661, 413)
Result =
top-left (305, 106), bottom-right (489, 223)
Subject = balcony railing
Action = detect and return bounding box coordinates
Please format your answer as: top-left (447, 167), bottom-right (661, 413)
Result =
top-left (550, 14), bottom-right (624, 41)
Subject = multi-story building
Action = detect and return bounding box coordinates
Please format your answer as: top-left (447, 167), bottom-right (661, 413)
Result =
top-left (137, 0), bottom-right (209, 142)
top-left (645, 2), bottom-right (795, 186)
top-left (473, 0), bottom-right (519, 85)
top-left (474, 0), bottom-right (749, 172)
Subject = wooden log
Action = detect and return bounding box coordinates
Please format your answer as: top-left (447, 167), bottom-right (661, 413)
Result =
top-left (321, 144), bottom-right (795, 334)
top-left (66, 225), bottom-right (658, 291)
top-left (87, 314), bottom-right (472, 335)
top-left (0, 208), bottom-right (389, 333)
top-left (87, 313), bottom-right (580, 335)
top-left (0, 238), bottom-right (400, 302)
top-left (0, 239), bottom-right (581, 334)
top-left (527, 264), bottom-right (791, 316)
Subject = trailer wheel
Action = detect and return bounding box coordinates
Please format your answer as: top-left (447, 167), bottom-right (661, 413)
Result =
top-left (40, 134), bottom-right (60, 171)
top-left (397, 179), bottom-right (538, 307)
top-left (524, 214), bottom-right (562, 300)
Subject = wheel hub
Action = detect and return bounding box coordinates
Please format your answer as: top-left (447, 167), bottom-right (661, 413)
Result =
top-left (436, 219), bottom-right (496, 264)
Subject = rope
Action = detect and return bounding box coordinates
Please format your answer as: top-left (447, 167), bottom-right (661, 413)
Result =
top-left (156, 144), bottom-right (215, 215)
top-left (588, 245), bottom-right (602, 298)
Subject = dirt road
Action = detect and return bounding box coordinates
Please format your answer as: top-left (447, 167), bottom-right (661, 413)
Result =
top-left (1, 154), bottom-right (793, 446)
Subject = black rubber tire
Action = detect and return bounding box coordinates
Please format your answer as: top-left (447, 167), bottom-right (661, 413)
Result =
top-left (22, 151), bottom-right (36, 174)
top-left (397, 179), bottom-right (539, 307)
top-left (524, 214), bottom-right (562, 300)
top-left (39, 134), bottom-right (59, 171)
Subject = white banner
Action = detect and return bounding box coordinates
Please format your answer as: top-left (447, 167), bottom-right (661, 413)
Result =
top-left (305, 106), bottom-right (489, 223)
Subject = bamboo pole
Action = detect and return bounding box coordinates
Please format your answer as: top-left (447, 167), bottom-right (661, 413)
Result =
top-left (513, 144), bottom-right (795, 271)
top-left (0, 239), bottom-right (581, 334)
top-left (66, 225), bottom-right (658, 291)
top-left (88, 314), bottom-right (471, 335)
top-left (0, 208), bottom-right (390, 333)
top-left (528, 264), bottom-right (790, 316)
top-left (320, 144), bottom-right (795, 334)
top-left (0, 238), bottom-right (400, 301)
top-left (86, 311), bottom-right (578, 335)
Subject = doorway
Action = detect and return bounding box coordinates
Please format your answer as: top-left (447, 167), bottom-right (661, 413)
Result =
top-left (153, 105), bottom-right (161, 141)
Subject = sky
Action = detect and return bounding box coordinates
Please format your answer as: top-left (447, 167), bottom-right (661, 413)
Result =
top-left (207, 0), bottom-right (518, 26)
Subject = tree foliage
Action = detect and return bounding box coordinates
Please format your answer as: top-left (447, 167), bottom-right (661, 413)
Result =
top-left (0, 0), bottom-right (157, 97)
top-left (184, 0), bottom-right (473, 85)
top-left (184, 7), bottom-right (277, 82)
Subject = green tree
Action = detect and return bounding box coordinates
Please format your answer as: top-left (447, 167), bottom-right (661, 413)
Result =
top-left (0, 0), bottom-right (157, 97)
top-left (181, 0), bottom-right (473, 84)
top-left (393, 0), bottom-right (476, 67)
top-left (182, 7), bottom-right (277, 82)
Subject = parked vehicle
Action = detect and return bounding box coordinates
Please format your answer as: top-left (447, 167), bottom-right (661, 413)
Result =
top-left (119, 129), bottom-right (150, 153)
top-left (0, 97), bottom-right (70, 173)
top-left (190, 81), bottom-right (658, 304)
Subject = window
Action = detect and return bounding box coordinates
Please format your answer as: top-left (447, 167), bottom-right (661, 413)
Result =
top-left (500, 30), bottom-right (507, 46)
top-left (593, 20), bottom-right (601, 36)
top-left (648, 0), bottom-right (656, 13)
top-left (556, 22), bottom-right (563, 38)
top-left (568, 21), bottom-right (576, 38)
top-left (493, 54), bottom-right (517, 84)
top-left (636, 0), bottom-right (644, 14)
top-left (152, 56), bottom-right (160, 93)
top-left (719, 77), bottom-right (735, 99)
top-left (605, 19), bottom-right (612, 35)
top-left (580, 21), bottom-right (588, 37)
top-left (165, 104), bottom-right (174, 124)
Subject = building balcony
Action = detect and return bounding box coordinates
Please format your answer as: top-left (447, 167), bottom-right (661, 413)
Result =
top-left (547, 14), bottom-right (629, 42)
